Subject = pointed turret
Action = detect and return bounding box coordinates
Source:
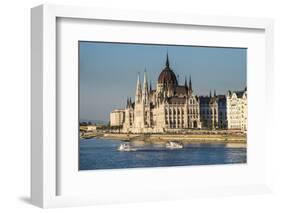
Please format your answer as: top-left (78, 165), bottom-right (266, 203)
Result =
top-left (142, 70), bottom-right (149, 104)
top-left (166, 53), bottom-right (170, 68)
top-left (150, 80), bottom-right (152, 92)
top-left (189, 75), bottom-right (192, 91)
top-left (209, 90), bottom-right (212, 98)
top-left (214, 89), bottom-right (216, 97)
top-left (184, 75), bottom-right (189, 95)
top-left (135, 72), bottom-right (142, 103)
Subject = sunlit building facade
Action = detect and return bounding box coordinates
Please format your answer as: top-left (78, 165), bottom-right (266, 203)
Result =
top-left (110, 54), bottom-right (247, 133)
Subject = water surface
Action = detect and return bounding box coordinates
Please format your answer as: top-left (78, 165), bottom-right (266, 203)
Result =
top-left (79, 138), bottom-right (246, 170)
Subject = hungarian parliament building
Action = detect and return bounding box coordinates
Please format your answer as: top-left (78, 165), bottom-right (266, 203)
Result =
top-left (110, 54), bottom-right (247, 133)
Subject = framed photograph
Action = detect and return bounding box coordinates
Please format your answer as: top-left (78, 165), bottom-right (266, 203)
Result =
top-left (31, 4), bottom-right (274, 208)
top-left (79, 41), bottom-right (248, 171)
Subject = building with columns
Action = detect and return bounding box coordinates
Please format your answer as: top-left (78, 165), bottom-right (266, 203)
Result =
top-left (120, 54), bottom-right (201, 133)
top-left (110, 54), bottom-right (247, 133)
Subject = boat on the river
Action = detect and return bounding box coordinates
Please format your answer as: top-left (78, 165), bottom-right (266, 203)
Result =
top-left (166, 141), bottom-right (184, 149)
top-left (118, 143), bottom-right (137, 151)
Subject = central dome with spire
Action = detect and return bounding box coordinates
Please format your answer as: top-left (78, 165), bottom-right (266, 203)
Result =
top-left (158, 53), bottom-right (178, 86)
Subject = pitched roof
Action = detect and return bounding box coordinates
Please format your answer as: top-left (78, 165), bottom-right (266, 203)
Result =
top-left (199, 96), bottom-right (211, 105)
top-left (233, 91), bottom-right (245, 98)
top-left (167, 97), bottom-right (187, 104)
top-left (175, 85), bottom-right (188, 96)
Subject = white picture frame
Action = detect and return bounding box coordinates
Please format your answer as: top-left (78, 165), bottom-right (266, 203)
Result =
top-left (31, 4), bottom-right (274, 208)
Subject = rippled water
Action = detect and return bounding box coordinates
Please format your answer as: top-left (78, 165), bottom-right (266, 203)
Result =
top-left (79, 138), bottom-right (246, 170)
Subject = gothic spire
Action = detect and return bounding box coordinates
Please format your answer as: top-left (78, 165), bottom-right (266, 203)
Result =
top-left (135, 72), bottom-right (142, 103)
top-left (166, 52), bottom-right (170, 68)
top-left (150, 80), bottom-right (152, 92)
top-left (209, 90), bottom-right (212, 98)
top-left (189, 74), bottom-right (192, 91)
top-left (143, 69), bottom-right (148, 89)
top-left (184, 76), bottom-right (187, 88)
top-left (214, 89), bottom-right (216, 97)
top-left (142, 69), bottom-right (149, 104)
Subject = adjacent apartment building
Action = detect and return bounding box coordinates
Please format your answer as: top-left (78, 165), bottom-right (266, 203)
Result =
top-left (226, 89), bottom-right (247, 131)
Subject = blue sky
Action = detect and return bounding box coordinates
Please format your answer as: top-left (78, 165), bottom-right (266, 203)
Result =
top-left (79, 41), bottom-right (246, 122)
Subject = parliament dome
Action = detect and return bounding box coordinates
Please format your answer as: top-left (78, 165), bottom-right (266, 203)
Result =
top-left (158, 54), bottom-right (178, 85)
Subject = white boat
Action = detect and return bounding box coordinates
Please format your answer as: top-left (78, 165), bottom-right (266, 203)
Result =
top-left (118, 143), bottom-right (136, 152)
top-left (166, 141), bottom-right (183, 149)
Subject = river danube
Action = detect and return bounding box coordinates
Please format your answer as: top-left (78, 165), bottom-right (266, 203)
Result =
top-left (79, 138), bottom-right (246, 170)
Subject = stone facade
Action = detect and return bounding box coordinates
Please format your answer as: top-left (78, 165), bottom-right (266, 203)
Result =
top-left (121, 54), bottom-right (201, 133)
top-left (110, 54), bottom-right (247, 133)
top-left (199, 92), bottom-right (228, 129)
top-left (110, 109), bottom-right (125, 126)
top-left (226, 89), bottom-right (247, 131)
